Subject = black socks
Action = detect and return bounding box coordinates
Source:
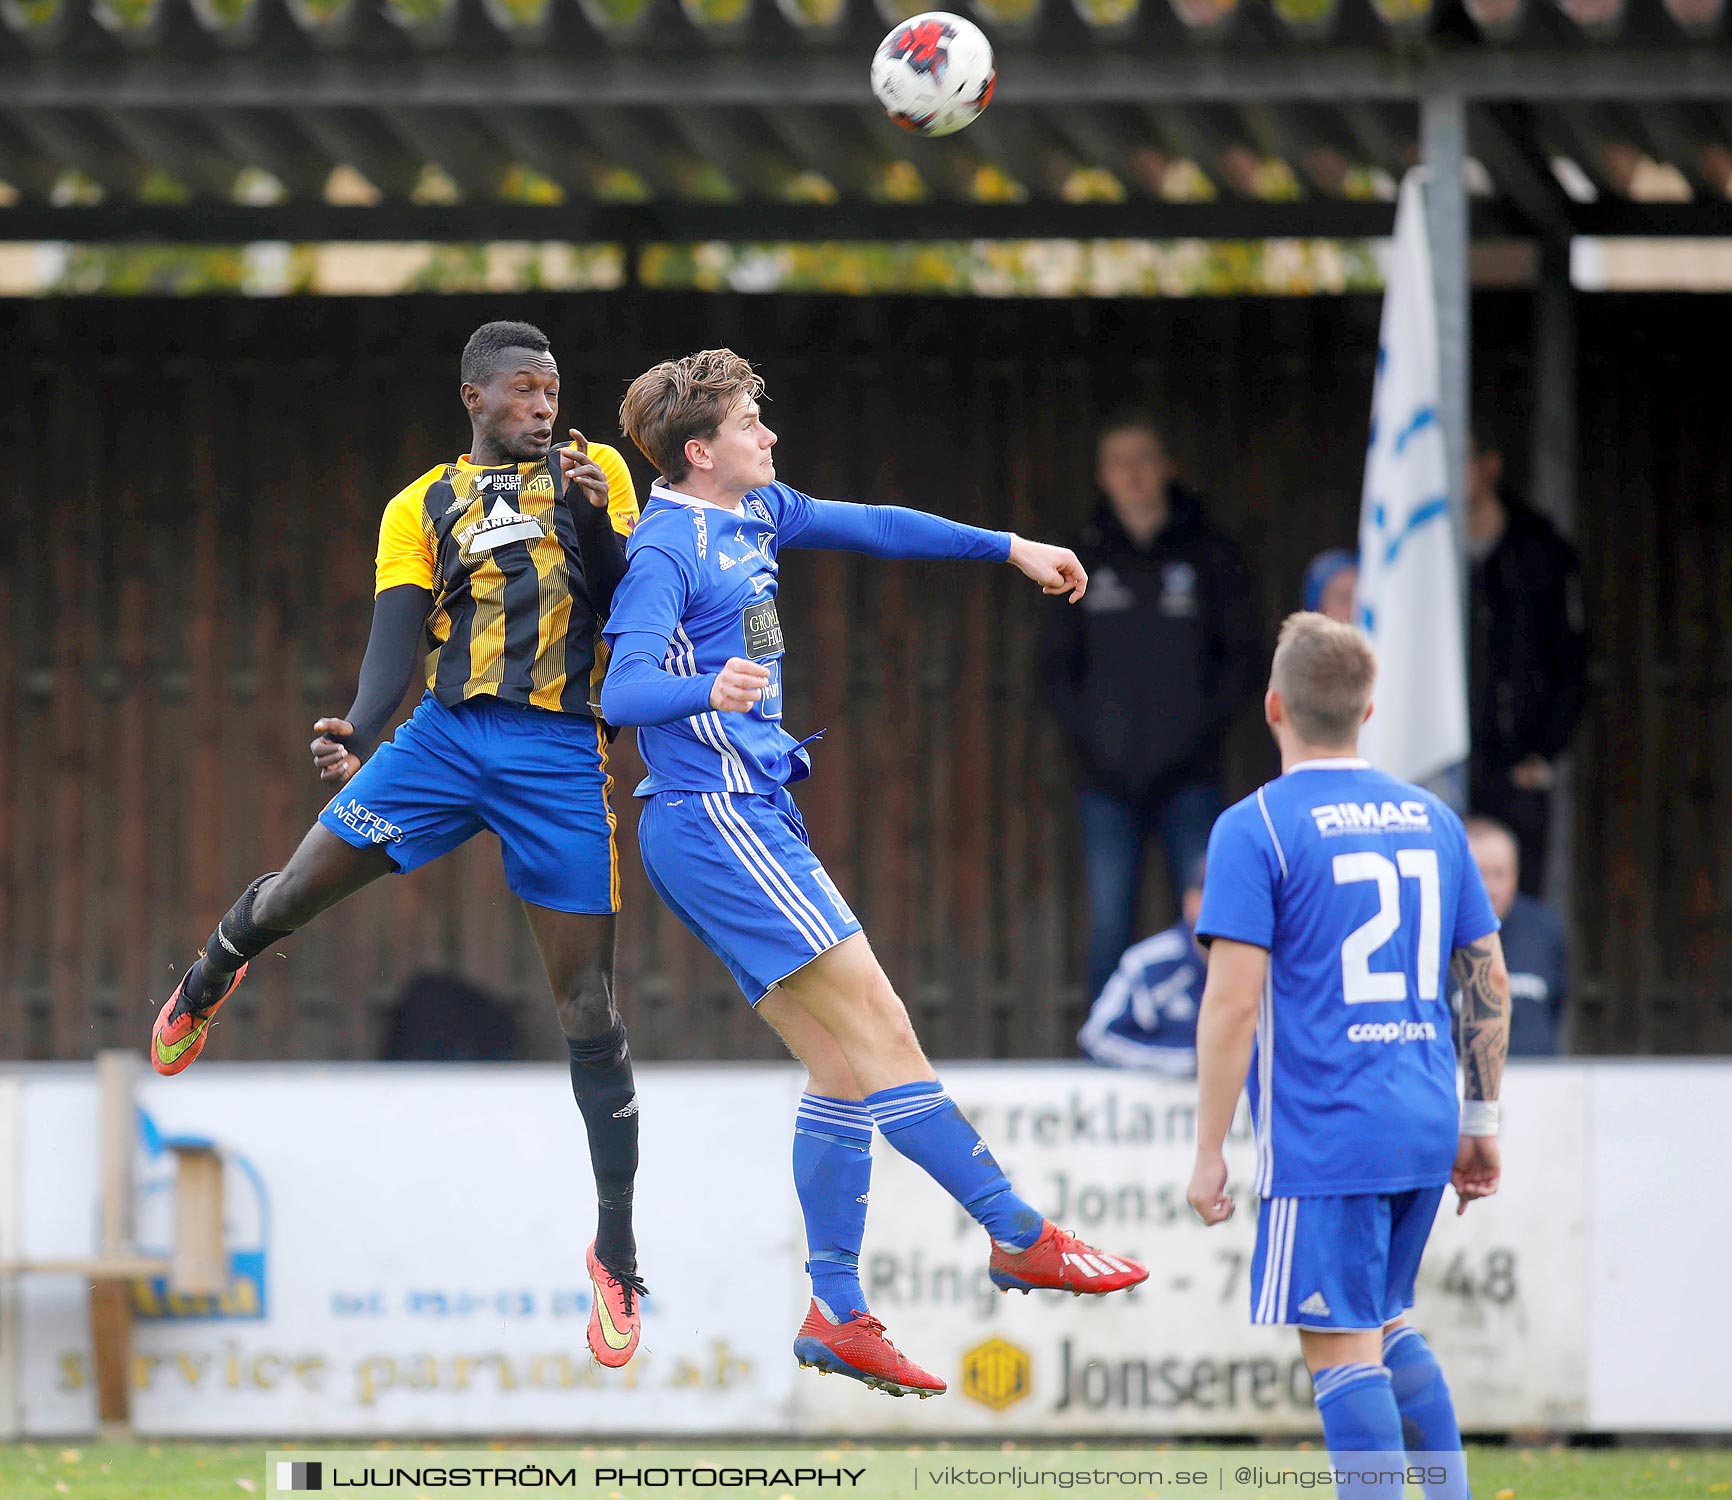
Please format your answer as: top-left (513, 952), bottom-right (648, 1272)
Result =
top-left (178, 873), bottom-right (292, 1014)
top-left (568, 1018), bottom-right (639, 1274)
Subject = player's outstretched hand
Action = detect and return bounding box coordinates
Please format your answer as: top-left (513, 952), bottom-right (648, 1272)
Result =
top-left (1186, 1151), bottom-right (1234, 1227)
top-left (311, 717), bottom-right (361, 788)
top-left (558, 428), bottom-right (611, 510)
top-left (1008, 535), bottom-right (1088, 603)
top-left (1451, 1135), bottom-right (1501, 1215)
top-left (711, 657), bottom-right (771, 714)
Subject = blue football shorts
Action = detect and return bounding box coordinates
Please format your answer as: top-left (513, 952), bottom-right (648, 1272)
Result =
top-left (318, 692), bottom-right (620, 914)
top-left (1249, 1186), bottom-right (1446, 1331)
top-left (635, 786), bottom-right (863, 1003)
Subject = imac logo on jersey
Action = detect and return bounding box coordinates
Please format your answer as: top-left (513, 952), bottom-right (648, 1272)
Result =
top-left (1309, 800), bottom-right (1431, 837)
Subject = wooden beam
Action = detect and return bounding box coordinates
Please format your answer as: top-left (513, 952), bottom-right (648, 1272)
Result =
top-left (6, 49), bottom-right (1732, 110)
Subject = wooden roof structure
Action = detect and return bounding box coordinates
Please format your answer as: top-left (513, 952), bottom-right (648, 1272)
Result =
top-left (1, 0), bottom-right (1730, 243)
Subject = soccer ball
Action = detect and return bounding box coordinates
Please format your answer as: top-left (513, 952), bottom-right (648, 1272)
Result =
top-left (869, 12), bottom-right (996, 138)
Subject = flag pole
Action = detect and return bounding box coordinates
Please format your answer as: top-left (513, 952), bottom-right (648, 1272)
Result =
top-left (1420, 89), bottom-right (1472, 808)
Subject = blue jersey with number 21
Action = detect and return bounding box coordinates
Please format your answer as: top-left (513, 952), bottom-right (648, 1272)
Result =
top-left (1196, 759), bottom-right (1500, 1199)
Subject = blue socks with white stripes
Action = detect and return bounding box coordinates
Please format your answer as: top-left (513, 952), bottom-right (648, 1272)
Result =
top-left (864, 1081), bottom-right (1044, 1250)
top-left (1383, 1325), bottom-right (1470, 1499)
top-left (1313, 1363), bottom-right (1406, 1498)
top-left (793, 1094), bottom-right (873, 1321)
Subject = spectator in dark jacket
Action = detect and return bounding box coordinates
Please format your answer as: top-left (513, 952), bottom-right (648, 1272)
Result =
top-left (1467, 438), bottom-right (1589, 894)
top-left (1467, 817), bottom-right (1569, 1055)
top-left (1044, 409), bottom-right (1260, 1005)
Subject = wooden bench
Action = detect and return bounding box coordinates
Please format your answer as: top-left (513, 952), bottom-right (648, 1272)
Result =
top-left (0, 1051), bottom-right (226, 1437)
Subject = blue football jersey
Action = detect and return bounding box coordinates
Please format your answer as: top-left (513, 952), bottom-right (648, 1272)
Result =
top-left (1196, 759), bottom-right (1499, 1198)
top-left (603, 481), bottom-right (813, 797)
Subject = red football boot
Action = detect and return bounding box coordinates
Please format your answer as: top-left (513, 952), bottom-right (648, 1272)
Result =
top-left (586, 1242), bottom-right (647, 1368)
top-left (989, 1220), bottom-right (1149, 1296)
top-left (792, 1300), bottom-right (946, 1399)
top-left (150, 964), bottom-right (249, 1077)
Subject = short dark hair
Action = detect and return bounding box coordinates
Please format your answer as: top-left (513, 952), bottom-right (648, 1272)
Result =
top-left (461, 321), bottom-right (551, 386)
top-left (1097, 406), bottom-right (1165, 447)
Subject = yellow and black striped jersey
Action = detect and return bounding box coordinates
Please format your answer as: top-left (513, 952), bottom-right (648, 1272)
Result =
top-left (375, 443), bottom-right (639, 716)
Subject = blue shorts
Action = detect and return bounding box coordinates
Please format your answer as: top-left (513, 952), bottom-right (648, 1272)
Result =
top-left (319, 693), bottom-right (620, 914)
top-left (636, 787), bottom-right (862, 1003)
top-left (1249, 1186), bottom-right (1445, 1331)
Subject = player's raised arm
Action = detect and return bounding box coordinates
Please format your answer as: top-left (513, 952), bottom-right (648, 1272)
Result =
top-left (774, 490), bottom-right (1088, 603)
top-left (1187, 937), bottom-right (1267, 1226)
top-left (558, 429), bottom-right (637, 622)
top-left (1449, 932), bottom-right (1511, 1215)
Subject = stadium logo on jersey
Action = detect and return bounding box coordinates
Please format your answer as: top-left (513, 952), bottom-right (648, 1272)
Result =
top-left (962, 1337), bottom-right (1031, 1412)
top-left (1309, 800), bottom-right (1431, 837)
top-left (458, 498), bottom-right (546, 555)
top-left (692, 510), bottom-right (709, 559)
top-left (1158, 561), bottom-right (1199, 618)
top-left (1346, 1019), bottom-right (1439, 1044)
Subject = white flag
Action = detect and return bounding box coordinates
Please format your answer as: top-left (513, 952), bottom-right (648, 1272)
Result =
top-left (1354, 171), bottom-right (1469, 786)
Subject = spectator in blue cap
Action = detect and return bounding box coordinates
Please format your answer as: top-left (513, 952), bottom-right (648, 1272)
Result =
top-left (1303, 548), bottom-right (1358, 623)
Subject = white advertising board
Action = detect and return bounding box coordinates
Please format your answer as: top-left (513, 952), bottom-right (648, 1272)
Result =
top-left (17, 1065), bottom-right (802, 1436)
top-left (788, 1065), bottom-right (1591, 1435)
top-left (1586, 1063), bottom-right (1732, 1431)
top-left (3, 1060), bottom-right (1696, 1437)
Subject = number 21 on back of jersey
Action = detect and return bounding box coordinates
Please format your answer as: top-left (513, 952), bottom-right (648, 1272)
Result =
top-left (1332, 849), bottom-right (1441, 1003)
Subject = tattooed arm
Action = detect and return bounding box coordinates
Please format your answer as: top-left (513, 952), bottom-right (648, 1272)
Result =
top-left (1448, 932), bottom-right (1511, 1215)
top-left (1451, 933), bottom-right (1511, 1104)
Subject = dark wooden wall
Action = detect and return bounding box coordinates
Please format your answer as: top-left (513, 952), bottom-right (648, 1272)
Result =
top-left (0, 289), bottom-right (1724, 1062)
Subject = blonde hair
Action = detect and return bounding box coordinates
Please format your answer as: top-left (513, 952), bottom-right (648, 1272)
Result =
top-left (619, 349), bottom-right (765, 482)
top-left (1270, 611), bottom-right (1377, 748)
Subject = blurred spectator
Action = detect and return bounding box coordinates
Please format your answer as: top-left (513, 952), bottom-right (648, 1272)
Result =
top-left (1467, 817), bottom-right (1569, 1056)
top-left (1467, 436), bottom-right (1589, 894)
top-left (381, 972), bottom-right (520, 1061)
top-left (1302, 548), bottom-right (1358, 624)
top-left (1044, 409), bottom-right (1258, 1005)
top-left (1077, 861), bottom-right (1206, 1077)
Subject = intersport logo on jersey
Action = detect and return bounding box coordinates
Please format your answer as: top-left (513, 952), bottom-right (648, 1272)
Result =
top-left (1346, 1019), bottom-right (1439, 1044)
top-left (1310, 800), bottom-right (1431, 836)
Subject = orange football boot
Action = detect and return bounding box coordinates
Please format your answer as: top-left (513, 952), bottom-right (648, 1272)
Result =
top-left (586, 1242), bottom-right (647, 1368)
top-left (989, 1220), bottom-right (1148, 1295)
top-left (150, 964), bottom-right (248, 1077)
top-left (792, 1299), bottom-right (946, 1398)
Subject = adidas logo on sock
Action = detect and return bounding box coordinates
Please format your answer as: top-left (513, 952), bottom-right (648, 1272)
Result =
top-left (612, 1096), bottom-right (640, 1119)
top-left (971, 1140), bottom-right (988, 1156)
top-left (855, 1194), bottom-right (870, 1205)
top-left (1299, 1291), bottom-right (1332, 1318)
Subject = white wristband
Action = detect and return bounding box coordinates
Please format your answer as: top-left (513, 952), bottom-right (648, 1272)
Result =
top-left (1460, 1100), bottom-right (1500, 1137)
